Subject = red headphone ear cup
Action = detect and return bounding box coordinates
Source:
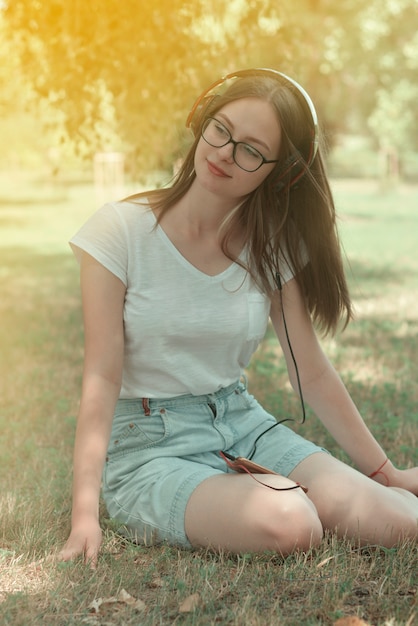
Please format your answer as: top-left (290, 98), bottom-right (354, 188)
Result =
top-left (274, 155), bottom-right (306, 191)
top-left (187, 94), bottom-right (218, 136)
top-left (275, 120), bottom-right (318, 190)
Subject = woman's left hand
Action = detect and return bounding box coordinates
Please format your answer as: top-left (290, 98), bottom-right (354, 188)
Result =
top-left (382, 463), bottom-right (418, 496)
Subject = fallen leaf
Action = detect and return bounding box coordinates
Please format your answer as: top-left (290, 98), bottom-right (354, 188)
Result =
top-left (118, 588), bottom-right (146, 612)
top-left (333, 618), bottom-right (371, 626)
top-left (179, 593), bottom-right (201, 613)
top-left (88, 589), bottom-right (146, 614)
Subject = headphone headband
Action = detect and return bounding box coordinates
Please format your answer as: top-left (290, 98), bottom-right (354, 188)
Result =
top-left (186, 68), bottom-right (319, 188)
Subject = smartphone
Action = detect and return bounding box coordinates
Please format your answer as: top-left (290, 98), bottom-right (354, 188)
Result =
top-left (220, 451), bottom-right (308, 492)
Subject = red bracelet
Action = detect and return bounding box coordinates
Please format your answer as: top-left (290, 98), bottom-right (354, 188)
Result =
top-left (368, 458), bottom-right (389, 486)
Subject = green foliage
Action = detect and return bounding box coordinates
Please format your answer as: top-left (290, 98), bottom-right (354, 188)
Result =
top-left (2, 0), bottom-right (417, 178)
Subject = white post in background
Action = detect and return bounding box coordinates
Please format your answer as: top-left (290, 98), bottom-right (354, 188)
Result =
top-left (94, 152), bottom-right (126, 207)
top-left (378, 145), bottom-right (399, 190)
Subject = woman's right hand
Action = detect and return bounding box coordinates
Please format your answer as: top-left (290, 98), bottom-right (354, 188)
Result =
top-left (59, 254), bottom-right (127, 569)
top-left (59, 515), bottom-right (103, 568)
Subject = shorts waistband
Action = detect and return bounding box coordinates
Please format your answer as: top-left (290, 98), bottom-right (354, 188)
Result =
top-left (141, 379), bottom-right (244, 415)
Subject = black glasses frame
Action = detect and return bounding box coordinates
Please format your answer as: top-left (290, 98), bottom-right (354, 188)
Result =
top-left (187, 68), bottom-right (319, 189)
top-left (201, 117), bottom-right (280, 173)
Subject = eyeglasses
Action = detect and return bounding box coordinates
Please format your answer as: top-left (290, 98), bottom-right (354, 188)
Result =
top-left (201, 117), bottom-right (280, 172)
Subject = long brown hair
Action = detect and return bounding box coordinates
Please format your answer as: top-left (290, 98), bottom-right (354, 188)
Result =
top-left (128, 74), bottom-right (353, 335)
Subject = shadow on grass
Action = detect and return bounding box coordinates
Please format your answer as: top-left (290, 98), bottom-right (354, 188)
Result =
top-left (250, 312), bottom-right (418, 465)
top-left (1, 246), bottom-right (77, 280)
top-left (345, 259), bottom-right (416, 297)
top-left (341, 313), bottom-right (418, 345)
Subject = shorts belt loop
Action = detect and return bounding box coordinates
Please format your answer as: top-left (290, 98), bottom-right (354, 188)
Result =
top-left (142, 398), bottom-right (151, 416)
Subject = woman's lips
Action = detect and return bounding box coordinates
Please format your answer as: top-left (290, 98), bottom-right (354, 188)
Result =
top-left (207, 160), bottom-right (232, 177)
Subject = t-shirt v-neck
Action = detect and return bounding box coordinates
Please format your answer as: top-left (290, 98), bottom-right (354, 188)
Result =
top-left (149, 210), bottom-right (244, 281)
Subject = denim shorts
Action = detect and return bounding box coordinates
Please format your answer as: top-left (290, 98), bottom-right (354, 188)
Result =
top-left (102, 380), bottom-right (326, 548)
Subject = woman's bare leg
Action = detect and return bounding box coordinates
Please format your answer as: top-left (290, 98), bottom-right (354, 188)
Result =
top-left (184, 472), bottom-right (323, 554)
top-left (289, 452), bottom-right (418, 546)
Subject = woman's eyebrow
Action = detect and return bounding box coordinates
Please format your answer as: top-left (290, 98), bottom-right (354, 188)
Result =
top-left (216, 113), bottom-right (271, 152)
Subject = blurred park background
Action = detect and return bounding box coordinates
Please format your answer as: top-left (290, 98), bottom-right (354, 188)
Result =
top-left (1, 3), bottom-right (418, 621)
top-left (0, 0), bottom-right (417, 192)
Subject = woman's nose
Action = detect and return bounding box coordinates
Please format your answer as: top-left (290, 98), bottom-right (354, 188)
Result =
top-left (217, 141), bottom-right (235, 162)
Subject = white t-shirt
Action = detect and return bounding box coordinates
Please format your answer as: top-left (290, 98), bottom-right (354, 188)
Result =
top-left (70, 200), bottom-right (295, 398)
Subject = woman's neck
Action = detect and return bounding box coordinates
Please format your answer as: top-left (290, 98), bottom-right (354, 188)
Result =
top-left (175, 182), bottom-right (243, 235)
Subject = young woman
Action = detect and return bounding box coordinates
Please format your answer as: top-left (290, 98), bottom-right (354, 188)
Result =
top-left (60, 69), bottom-right (417, 566)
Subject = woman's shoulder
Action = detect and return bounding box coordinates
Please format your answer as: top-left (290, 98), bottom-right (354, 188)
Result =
top-left (71, 197), bottom-right (154, 251)
top-left (96, 197), bottom-right (155, 233)
top-left (110, 197), bottom-right (152, 219)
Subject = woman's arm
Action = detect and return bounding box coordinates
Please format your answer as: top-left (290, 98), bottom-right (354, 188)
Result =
top-left (270, 277), bottom-right (418, 493)
top-left (59, 252), bottom-right (126, 566)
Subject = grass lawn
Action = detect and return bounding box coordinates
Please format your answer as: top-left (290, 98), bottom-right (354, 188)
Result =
top-left (0, 173), bottom-right (417, 625)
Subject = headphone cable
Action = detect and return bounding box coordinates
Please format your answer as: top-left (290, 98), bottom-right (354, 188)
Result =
top-left (247, 272), bottom-right (306, 460)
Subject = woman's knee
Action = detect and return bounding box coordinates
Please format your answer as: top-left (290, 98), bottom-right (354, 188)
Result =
top-left (313, 475), bottom-right (417, 546)
top-left (250, 492), bottom-right (323, 554)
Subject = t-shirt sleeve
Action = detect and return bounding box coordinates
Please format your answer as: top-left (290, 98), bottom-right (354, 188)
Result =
top-left (274, 237), bottom-right (309, 287)
top-left (69, 203), bottom-right (129, 286)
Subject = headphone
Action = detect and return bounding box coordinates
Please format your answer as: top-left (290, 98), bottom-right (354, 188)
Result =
top-left (186, 68), bottom-right (319, 190)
